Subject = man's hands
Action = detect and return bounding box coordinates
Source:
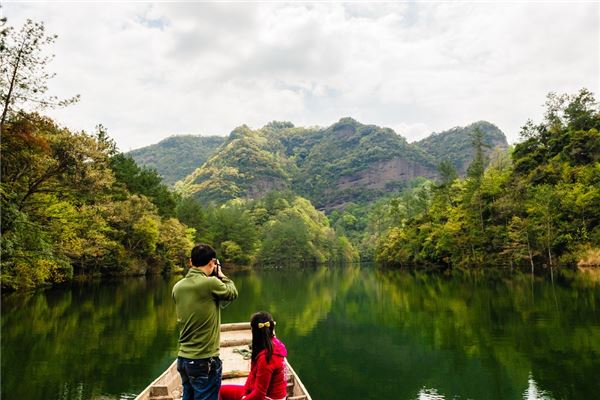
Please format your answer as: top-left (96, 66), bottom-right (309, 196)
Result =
top-left (214, 259), bottom-right (226, 279)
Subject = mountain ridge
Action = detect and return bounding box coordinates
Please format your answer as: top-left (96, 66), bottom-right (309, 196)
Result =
top-left (160, 118), bottom-right (508, 211)
top-left (129, 135), bottom-right (226, 186)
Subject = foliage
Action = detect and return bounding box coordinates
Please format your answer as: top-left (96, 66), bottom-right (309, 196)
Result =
top-left (110, 153), bottom-right (178, 217)
top-left (128, 135), bottom-right (226, 186)
top-left (177, 118), bottom-right (507, 211)
top-left (252, 192), bottom-right (359, 265)
top-left (1, 113), bottom-right (194, 290)
top-left (177, 125), bottom-right (292, 204)
top-left (328, 178), bottom-right (432, 260)
top-left (176, 190), bottom-right (359, 266)
top-left (414, 121), bottom-right (507, 175)
top-left (375, 89), bottom-right (600, 268)
top-left (0, 19), bottom-right (79, 131)
top-left (0, 19), bottom-right (193, 291)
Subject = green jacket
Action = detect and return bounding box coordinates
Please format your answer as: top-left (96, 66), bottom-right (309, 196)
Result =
top-left (172, 268), bottom-right (238, 359)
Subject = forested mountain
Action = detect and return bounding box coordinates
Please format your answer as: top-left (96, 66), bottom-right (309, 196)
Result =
top-left (7, 15), bottom-right (593, 293)
top-left (282, 118), bottom-right (440, 209)
top-left (414, 121), bottom-right (508, 174)
top-left (176, 124), bottom-right (294, 203)
top-left (376, 89), bottom-right (600, 268)
top-left (177, 118), bottom-right (507, 211)
top-left (129, 135), bottom-right (225, 186)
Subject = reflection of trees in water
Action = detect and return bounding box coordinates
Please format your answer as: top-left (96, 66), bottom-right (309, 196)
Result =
top-left (289, 266), bottom-right (361, 336)
top-left (233, 267), bottom-right (599, 400)
top-left (1, 276), bottom-right (179, 400)
top-left (2, 268), bottom-right (599, 400)
top-left (322, 269), bottom-right (600, 400)
top-left (225, 266), bottom-right (361, 336)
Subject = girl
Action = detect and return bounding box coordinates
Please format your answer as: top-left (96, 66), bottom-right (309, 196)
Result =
top-left (220, 312), bottom-right (288, 400)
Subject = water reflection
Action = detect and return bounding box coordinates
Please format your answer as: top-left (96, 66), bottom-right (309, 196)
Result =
top-left (524, 373), bottom-right (555, 400)
top-left (1, 276), bottom-right (180, 400)
top-left (2, 267), bottom-right (600, 400)
top-left (416, 387), bottom-right (452, 400)
top-left (413, 372), bottom-right (556, 400)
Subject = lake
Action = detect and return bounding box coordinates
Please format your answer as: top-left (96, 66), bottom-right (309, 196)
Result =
top-left (2, 265), bottom-right (600, 400)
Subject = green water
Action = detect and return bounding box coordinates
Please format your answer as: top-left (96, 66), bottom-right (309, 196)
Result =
top-left (2, 266), bottom-right (600, 400)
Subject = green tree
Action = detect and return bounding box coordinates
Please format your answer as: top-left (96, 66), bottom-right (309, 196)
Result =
top-left (176, 197), bottom-right (208, 240)
top-left (204, 205), bottom-right (258, 257)
top-left (527, 185), bottom-right (560, 266)
top-left (0, 114), bottom-right (116, 288)
top-left (1, 112), bottom-right (195, 289)
top-left (376, 88), bottom-right (600, 268)
top-left (220, 240), bottom-right (250, 264)
top-left (110, 153), bottom-right (178, 217)
top-left (157, 218), bottom-right (195, 272)
top-left (0, 19), bottom-right (78, 131)
top-left (258, 214), bottom-right (312, 265)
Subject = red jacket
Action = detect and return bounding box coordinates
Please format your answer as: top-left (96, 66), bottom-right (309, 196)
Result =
top-left (243, 337), bottom-right (288, 400)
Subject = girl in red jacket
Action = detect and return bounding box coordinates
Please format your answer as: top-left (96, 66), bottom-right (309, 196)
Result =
top-left (220, 311), bottom-right (288, 400)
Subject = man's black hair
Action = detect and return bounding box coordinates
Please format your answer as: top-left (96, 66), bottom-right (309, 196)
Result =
top-left (190, 243), bottom-right (216, 267)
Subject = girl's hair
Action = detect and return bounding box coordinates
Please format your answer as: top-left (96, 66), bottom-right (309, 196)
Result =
top-left (250, 311), bottom-right (275, 363)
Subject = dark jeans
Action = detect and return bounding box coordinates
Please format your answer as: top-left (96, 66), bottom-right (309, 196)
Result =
top-left (177, 356), bottom-right (222, 400)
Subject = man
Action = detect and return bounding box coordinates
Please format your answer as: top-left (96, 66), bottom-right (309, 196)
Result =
top-left (172, 243), bottom-right (238, 400)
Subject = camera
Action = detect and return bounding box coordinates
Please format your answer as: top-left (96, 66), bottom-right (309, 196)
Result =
top-left (211, 258), bottom-right (221, 277)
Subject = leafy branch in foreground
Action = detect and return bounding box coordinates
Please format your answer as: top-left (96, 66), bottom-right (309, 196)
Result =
top-left (0, 18), bottom-right (79, 132)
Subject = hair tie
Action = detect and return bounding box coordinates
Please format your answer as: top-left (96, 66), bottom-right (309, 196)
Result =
top-left (258, 321), bottom-right (275, 329)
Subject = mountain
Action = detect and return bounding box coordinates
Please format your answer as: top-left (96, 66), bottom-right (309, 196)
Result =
top-left (128, 135), bottom-right (226, 186)
top-left (279, 118), bottom-right (438, 209)
top-left (177, 124), bottom-right (293, 203)
top-left (413, 121), bottom-right (508, 174)
top-left (176, 118), bottom-right (508, 211)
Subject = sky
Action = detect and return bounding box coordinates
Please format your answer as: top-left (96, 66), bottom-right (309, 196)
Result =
top-left (3, 1), bottom-right (599, 151)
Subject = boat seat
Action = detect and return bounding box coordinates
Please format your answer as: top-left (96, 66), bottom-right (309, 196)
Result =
top-left (148, 384), bottom-right (174, 400)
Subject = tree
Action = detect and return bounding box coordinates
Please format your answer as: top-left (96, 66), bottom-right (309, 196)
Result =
top-left (176, 197), bottom-right (208, 240)
top-left (205, 205), bottom-right (258, 255)
top-left (527, 185), bottom-right (561, 267)
top-left (0, 113), bottom-right (119, 289)
top-left (437, 159), bottom-right (458, 187)
top-left (258, 214), bottom-right (312, 265)
top-left (466, 128), bottom-right (489, 181)
top-left (0, 19), bottom-right (79, 132)
top-left (464, 128), bottom-right (490, 234)
top-left (110, 153), bottom-right (178, 217)
top-left (503, 216), bottom-right (535, 271)
top-left (1, 113), bottom-right (114, 234)
top-left (157, 218), bottom-right (195, 272)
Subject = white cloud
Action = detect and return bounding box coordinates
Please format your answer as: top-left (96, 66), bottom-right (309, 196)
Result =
top-left (3, 2), bottom-right (598, 150)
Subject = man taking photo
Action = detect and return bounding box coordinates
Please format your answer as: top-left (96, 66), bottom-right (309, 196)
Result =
top-left (172, 243), bottom-right (238, 400)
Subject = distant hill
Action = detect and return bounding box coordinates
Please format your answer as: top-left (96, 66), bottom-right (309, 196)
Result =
top-left (176, 118), bottom-right (508, 211)
top-left (128, 135), bottom-right (226, 186)
top-left (413, 121), bottom-right (508, 174)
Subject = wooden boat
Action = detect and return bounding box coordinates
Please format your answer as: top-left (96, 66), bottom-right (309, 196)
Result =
top-left (135, 322), bottom-right (312, 400)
